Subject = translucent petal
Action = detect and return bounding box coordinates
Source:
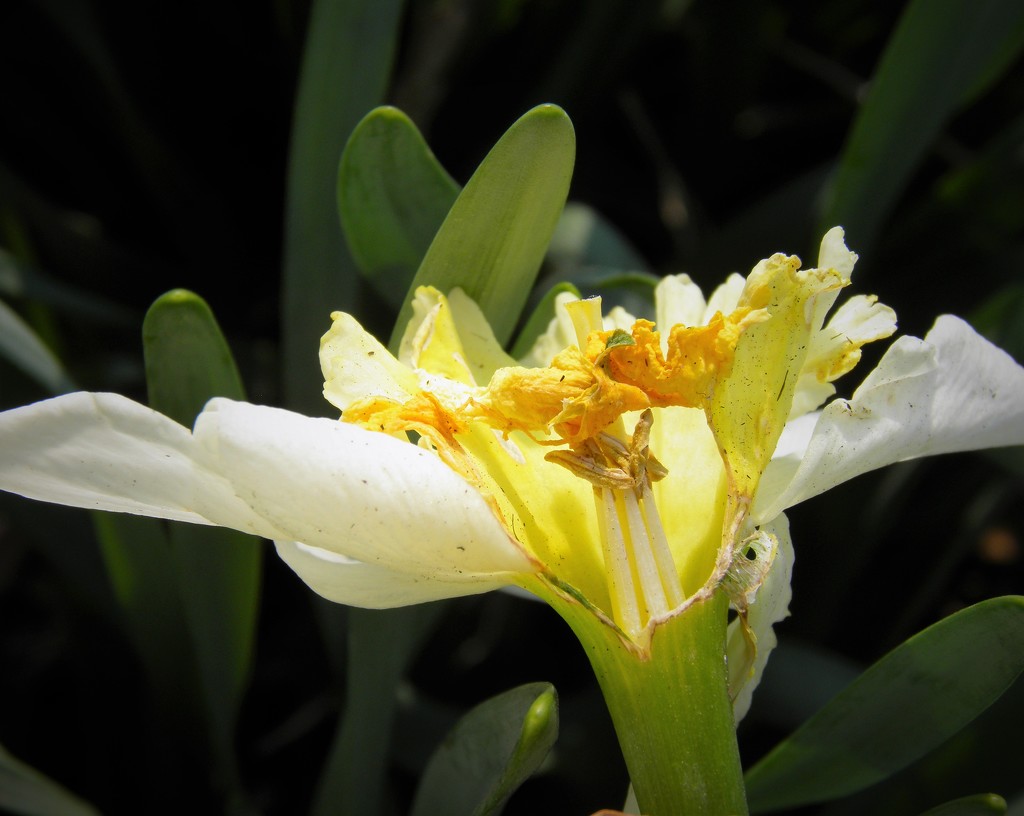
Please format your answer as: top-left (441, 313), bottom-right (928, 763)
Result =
top-left (194, 399), bottom-right (534, 580)
top-left (789, 294), bottom-right (898, 418)
top-left (655, 274), bottom-right (706, 329)
top-left (817, 226), bottom-right (858, 278)
top-left (447, 288), bottom-right (517, 383)
top-left (711, 254), bottom-right (845, 499)
top-left (274, 541), bottom-right (517, 607)
top-left (703, 273), bottom-right (746, 322)
top-left (753, 315), bottom-right (1024, 523)
top-left (520, 291), bottom-right (580, 367)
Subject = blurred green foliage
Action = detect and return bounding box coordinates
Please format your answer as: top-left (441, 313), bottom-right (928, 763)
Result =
top-left (1, 0), bottom-right (1023, 814)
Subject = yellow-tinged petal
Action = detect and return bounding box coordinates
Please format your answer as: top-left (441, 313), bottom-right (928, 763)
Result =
top-left (789, 293), bottom-right (898, 418)
top-left (398, 286), bottom-right (478, 384)
top-left (649, 405), bottom-right (728, 595)
top-left (321, 312), bottom-right (418, 411)
top-left (710, 253), bottom-right (846, 502)
top-left (654, 274), bottom-right (707, 331)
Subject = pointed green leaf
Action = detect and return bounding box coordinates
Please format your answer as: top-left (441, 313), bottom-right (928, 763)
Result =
top-left (281, 0), bottom-right (405, 414)
top-left (745, 596), bottom-right (1024, 812)
top-left (311, 604), bottom-right (446, 816)
top-left (0, 299), bottom-right (75, 395)
top-left (391, 104), bottom-right (575, 350)
top-left (142, 289), bottom-right (245, 425)
top-left (823, 0), bottom-right (1024, 250)
top-left (94, 512), bottom-right (202, 726)
top-left (142, 290), bottom-right (261, 792)
top-left (338, 106), bottom-right (460, 309)
top-left (0, 247), bottom-right (137, 326)
top-left (0, 741), bottom-right (100, 816)
top-left (919, 794), bottom-right (1007, 815)
top-left (411, 683), bottom-right (559, 816)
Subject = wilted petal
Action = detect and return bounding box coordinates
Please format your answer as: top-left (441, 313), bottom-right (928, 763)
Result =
top-left (0, 392), bottom-right (285, 537)
top-left (274, 541), bottom-right (517, 607)
top-left (789, 294), bottom-right (898, 418)
top-left (728, 514), bottom-right (794, 722)
top-left (195, 399), bottom-right (534, 580)
top-left (753, 315), bottom-right (1024, 523)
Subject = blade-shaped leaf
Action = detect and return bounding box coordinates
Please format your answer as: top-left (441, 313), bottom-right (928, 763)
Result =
top-left (919, 794), bottom-right (1007, 815)
top-left (823, 0), bottom-right (1024, 251)
top-left (411, 682), bottom-right (559, 816)
top-left (338, 106), bottom-right (460, 309)
top-left (0, 299), bottom-right (75, 395)
top-left (142, 290), bottom-right (261, 792)
top-left (310, 604), bottom-right (446, 816)
top-left (281, 0), bottom-right (405, 414)
top-left (745, 596), bottom-right (1024, 812)
top-left (0, 246), bottom-right (137, 327)
top-left (0, 742), bottom-right (100, 816)
top-left (390, 104), bottom-right (575, 349)
top-left (142, 289), bottom-right (245, 425)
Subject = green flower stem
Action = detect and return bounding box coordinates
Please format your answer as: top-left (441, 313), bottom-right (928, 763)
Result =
top-left (559, 590), bottom-right (747, 815)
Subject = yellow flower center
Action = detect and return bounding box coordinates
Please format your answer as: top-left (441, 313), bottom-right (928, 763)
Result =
top-left (324, 235), bottom-right (894, 648)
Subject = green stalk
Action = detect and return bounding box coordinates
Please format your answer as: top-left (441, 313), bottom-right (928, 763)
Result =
top-left (556, 590), bottom-right (747, 815)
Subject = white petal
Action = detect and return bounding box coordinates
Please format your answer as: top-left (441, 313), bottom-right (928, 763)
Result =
top-left (753, 315), bottom-right (1024, 523)
top-left (274, 541), bottom-right (516, 608)
top-left (194, 399), bottom-right (534, 580)
top-left (729, 513), bottom-right (794, 722)
top-left (788, 294), bottom-right (898, 418)
top-left (655, 274), bottom-right (706, 329)
top-left (817, 226), bottom-right (858, 278)
top-left (0, 392), bottom-right (286, 538)
top-left (520, 291), bottom-right (581, 367)
top-left (703, 273), bottom-right (746, 323)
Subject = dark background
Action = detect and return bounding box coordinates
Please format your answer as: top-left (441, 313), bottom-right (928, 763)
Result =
top-left (1, 1), bottom-right (1022, 814)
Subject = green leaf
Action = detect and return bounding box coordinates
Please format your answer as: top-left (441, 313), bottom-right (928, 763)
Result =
top-left (94, 513), bottom-right (201, 725)
top-left (338, 106), bottom-right (460, 310)
top-left (142, 289), bottom-right (245, 425)
top-left (745, 596), bottom-right (1024, 812)
top-left (0, 247), bottom-right (136, 326)
top-left (0, 299), bottom-right (75, 394)
top-left (281, 0), bottom-right (405, 414)
top-left (310, 604), bottom-right (447, 816)
top-left (919, 794), bottom-right (1007, 815)
top-left (142, 290), bottom-right (261, 797)
top-left (823, 0), bottom-right (1024, 251)
top-left (0, 741), bottom-right (100, 816)
top-left (410, 682), bottom-right (559, 816)
top-left (390, 104), bottom-right (575, 350)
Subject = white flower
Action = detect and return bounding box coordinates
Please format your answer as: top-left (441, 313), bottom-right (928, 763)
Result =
top-left (1, 228), bottom-right (1022, 717)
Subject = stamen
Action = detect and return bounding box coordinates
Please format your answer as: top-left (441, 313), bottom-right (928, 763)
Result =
top-left (597, 487), bottom-right (641, 636)
top-left (621, 488), bottom-right (669, 618)
top-left (639, 481), bottom-right (685, 608)
top-left (544, 404), bottom-right (685, 637)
